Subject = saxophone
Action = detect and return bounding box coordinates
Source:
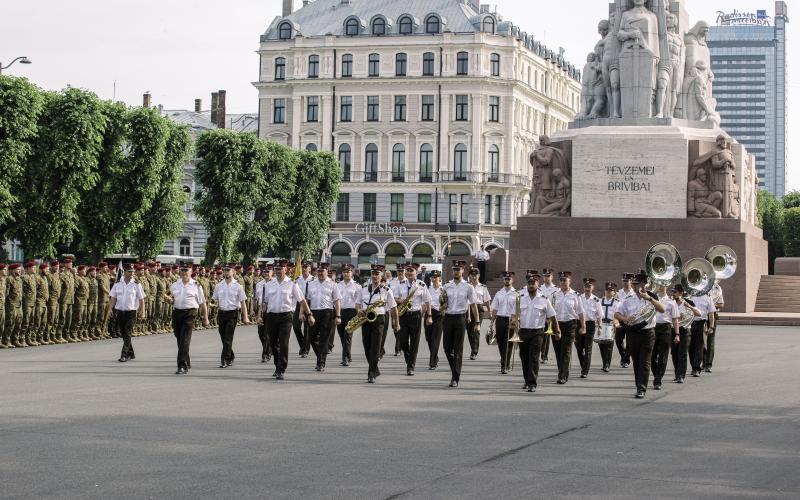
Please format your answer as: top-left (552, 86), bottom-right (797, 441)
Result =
top-left (439, 287), bottom-right (448, 312)
top-left (397, 284), bottom-right (418, 318)
top-left (345, 300), bottom-right (386, 334)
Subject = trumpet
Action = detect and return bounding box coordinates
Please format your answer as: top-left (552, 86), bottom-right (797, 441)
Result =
top-left (345, 300), bottom-right (386, 334)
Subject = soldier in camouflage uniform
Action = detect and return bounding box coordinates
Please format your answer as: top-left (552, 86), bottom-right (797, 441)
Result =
top-left (21, 261), bottom-right (39, 346)
top-left (60, 259), bottom-right (77, 342)
top-left (134, 265), bottom-right (150, 336)
top-left (145, 263), bottom-right (158, 334)
top-left (0, 264), bottom-right (8, 348)
top-left (34, 263), bottom-right (50, 345)
top-left (97, 263), bottom-right (112, 339)
top-left (6, 263), bottom-right (24, 348)
top-left (154, 267), bottom-right (167, 334)
top-left (244, 265), bottom-right (255, 322)
top-left (71, 265), bottom-right (90, 341)
top-left (46, 261), bottom-right (64, 344)
top-left (86, 266), bottom-right (99, 340)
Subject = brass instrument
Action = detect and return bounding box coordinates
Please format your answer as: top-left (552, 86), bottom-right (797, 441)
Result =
top-left (544, 292), bottom-right (557, 336)
top-left (439, 287), bottom-right (448, 313)
top-left (677, 299), bottom-right (696, 329)
top-left (680, 258), bottom-right (716, 297)
top-left (507, 292), bottom-right (523, 371)
top-left (645, 243), bottom-right (682, 286)
top-left (345, 299), bottom-right (386, 334)
top-left (396, 284), bottom-right (418, 318)
top-left (705, 245), bottom-right (737, 280)
top-left (486, 317), bottom-right (497, 345)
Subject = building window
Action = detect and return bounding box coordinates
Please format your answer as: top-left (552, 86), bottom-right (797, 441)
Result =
top-left (418, 194), bottom-right (432, 222)
top-left (305, 143), bottom-right (317, 152)
top-left (395, 53), bottom-right (407, 76)
top-left (421, 95), bottom-right (435, 121)
top-left (367, 96), bottom-right (380, 121)
top-left (368, 53), bottom-right (380, 77)
top-left (454, 143), bottom-right (467, 180)
top-left (455, 95), bottom-right (469, 121)
top-left (340, 96), bottom-right (352, 122)
top-left (391, 193), bottom-right (404, 222)
top-left (419, 144), bottom-right (433, 181)
top-left (494, 195), bottom-right (502, 224)
top-left (306, 96), bottom-right (318, 122)
top-left (449, 194), bottom-right (457, 223)
top-left (365, 143), bottom-right (378, 182)
top-left (336, 193), bottom-right (350, 221)
top-left (457, 51), bottom-right (469, 75)
top-left (488, 96), bottom-right (500, 122)
top-left (308, 55), bottom-right (319, 78)
top-left (372, 17), bottom-right (386, 36)
top-left (394, 95), bottom-right (407, 121)
top-left (275, 57), bottom-right (286, 80)
top-left (488, 145), bottom-right (500, 181)
top-left (341, 54), bottom-right (353, 77)
top-left (484, 195), bottom-right (492, 223)
top-left (483, 17), bottom-right (496, 34)
top-left (338, 144), bottom-right (351, 182)
top-left (279, 22), bottom-right (292, 40)
top-left (345, 18), bottom-right (360, 36)
top-left (363, 193), bottom-right (376, 222)
top-left (490, 53), bottom-right (500, 76)
top-left (460, 194), bottom-right (470, 223)
top-left (392, 144), bottom-right (405, 181)
top-left (179, 238), bottom-right (191, 257)
top-left (399, 16), bottom-right (413, 35)
top-left (423, 52), bottom-right (435, 76)
top-left (425, 15), bottom-right (440, 34)
top-left (273, 98), bottom-right (285, 124)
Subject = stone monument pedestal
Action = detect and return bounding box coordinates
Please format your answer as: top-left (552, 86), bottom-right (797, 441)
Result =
top-left (508, 217), bottom-right (767, 313)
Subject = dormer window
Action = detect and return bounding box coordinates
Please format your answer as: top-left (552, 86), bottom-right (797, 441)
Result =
top-left (399, 16), bottom-right (414, 35)
top-left (345, 17), bottom-right (360, 36)
top-left (425, 15), bottom-right (441, 34)
top-left (372, 17), bottom-right (386, 36)
top-left (482, 16), bottom-right (496, 34)
top-left (279, 22), bottom-right (292, 40)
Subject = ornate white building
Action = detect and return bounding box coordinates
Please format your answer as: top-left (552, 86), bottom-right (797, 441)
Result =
top-left (256, 0), bottom-right (582, 271)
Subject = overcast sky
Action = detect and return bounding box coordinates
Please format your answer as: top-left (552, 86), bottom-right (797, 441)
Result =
top-left (2, 0), bottom-right (796, 189)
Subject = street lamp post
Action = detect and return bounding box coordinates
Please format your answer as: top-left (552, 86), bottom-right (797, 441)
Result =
top-left (0, 56), bottom-right (32, 75)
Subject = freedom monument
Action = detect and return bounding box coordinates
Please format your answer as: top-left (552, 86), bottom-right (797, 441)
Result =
top-left (510, 0), bottom-right (767, 312)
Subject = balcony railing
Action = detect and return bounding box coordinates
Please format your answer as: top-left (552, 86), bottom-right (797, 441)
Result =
top-left (364, 171), bottom-right (378, 182)
top-left (342, 171), bottom-right (531, 186)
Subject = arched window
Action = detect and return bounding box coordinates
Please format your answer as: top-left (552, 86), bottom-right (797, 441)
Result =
top-left (338, 144), bottom-right (351, 181)
top-left (482, 16), bottom-right (496, 33)
top-left (419, 143), bottom-right (433, 181)
top-left (179, 238), bottom-right (191, 257)
top-left (308, 54), bottom-right (319, 78)
top-left (331, 242), bottom-right (352, 266)
top-left (490, 53), bottom-right (500, 77)
top-left (425, 15), bottom-right (441, 34)
top-left (364, 143), bottom-right (378, 182)
top-left (368, 53), bottom-right (380, 77)
top-left (457, 51), bottom-right (469, 75)
top-left (278, 22), bottom-right (292, 40)
top-left (182, 185), bottom-right (192, 212)
top-left (305, 143), bottom-right (318, 152)
top-left (446, 241), bottom-right (471, 257)
top-left (454, 143), bottom-right (468, 180)
top-left (392, 144), bottom-right (405, 181)
top-left (411, 243), bottom-right (434, 264)
top-left (422, 52), bottom-right (435, 76)
top-left (274, 57), bottom-right (286, 80)
top-left (341, 53), bottom-right (353, 77)
top-left (488, 145), bottom-right (500, 181)
top-left (372, 17), bottom-right (386, 36)
top-left (385, 243), bottom-right (406, 266)
top-left (399, 16), bottom-right (413, 35)
top-left (345, 18), bottom-right (360, 36)
top-left (357, 242), bottom-right (379, 265)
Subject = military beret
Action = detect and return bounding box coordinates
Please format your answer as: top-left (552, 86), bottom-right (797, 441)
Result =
top-left (87, 266), bottom-right (96, 272)
top-left (61, 258), bottom-right (73, 264)
top-left (24, 261), bottom-right (36, 269)
top-left (248, 265), bottom-right (254, 270)
top-left (39, 263), bottom-right (49, 270)
top-left (147, 262), bottom-right (156, 268)
top-left (50, 260), bottom-right (60, 267)
top-left (98, 262), bottom-right (108, 268)
top-left (191, 272), bottom-right (198, 279)
top-left (0, 264), bottom-right (6, 270)
top-left (77, 265), bottom-right (86, 271)
top-left (8, 263), bottom-right (21, 270)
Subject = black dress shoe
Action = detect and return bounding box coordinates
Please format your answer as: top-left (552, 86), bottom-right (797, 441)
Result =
top-left (676, 378), bottom-right (684, 384)
top-left (522, 384), bottom-right (530, 390)
top-left (261, 356), bottom-right (267, 364)
top-left (340, 360), bottom-right (348, 366)
top-left (602, 367), bottom-right (610, 373)
top-left (654, 384), bottom-right (662, 390)
top-left (219, 364), bottom-right (227, 369)
top-left (118, 356), bottom-right (128, 363)
top-left (501, 368), bottom-right (508, 374)
top-left (175, 369), bottom-right (183, 375)
top-left (272, 369), bottom-right (279, 377)
top-left (704, 367), bottom-right (712, 373)
top-left (314, 365), bottom-right (321, 371)
top-left (319, 365), bottom-right (325, 372)
top-left (275, 372), bottom-right (284, 380)
top-left (407, 369), bottom-right (414, 376)
top-left (692, 371), bottom-right (700, 377)
top-left (368, 376), bottom-right (375, 384)
top-left (449, 380), bottom-right (458, 388)
top-left (469, 354), bottom-right (477, 360)
top-left (557, 379), bottom-right (566, 384)
top-left (635, 391), bottom-right (645, 399)
top-left (580, 373), bottom-right (588, 379)
top-left (528, 385), bottom-right (535, 393)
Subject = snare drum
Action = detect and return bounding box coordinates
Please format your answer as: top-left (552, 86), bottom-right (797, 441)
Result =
top-left (594, 322), bottom-right (615, 344)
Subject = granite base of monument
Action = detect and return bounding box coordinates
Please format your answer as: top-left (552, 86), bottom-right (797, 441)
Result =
top-left (508, 217), bottom-right (767, 313)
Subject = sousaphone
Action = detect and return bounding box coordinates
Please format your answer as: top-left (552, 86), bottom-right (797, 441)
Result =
top-left (705, 245), bottom-right (737, 280)
top-left (680, 258), bottom-right (716, 297)
top-left (645, 243), bottom-right (682, 287)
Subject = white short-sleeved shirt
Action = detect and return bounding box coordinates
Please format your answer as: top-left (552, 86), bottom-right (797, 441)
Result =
top-left (264, 277), bottom-right (305, 314)
top-left (212, 279), bottom-right (248, 312)
top-left (254, 278), bottom-right (275, 306)
top-left (307, 277), bottom-right (341, 310)
top-left (655, 294), bottom-right (679, 325)
top-left (360, 284), bottom-right (397, 315)
top-left (442, 280), bottom-right (479, 314)
top-left (491, 287), bottom-right (518, 317)
top-left (600, 296), bottom-right (619, 323)
top-left (616, 287), bottom-right (636, 303)
top-left (691, 295), bottom-right (717, 321)
top-left (618, 295), bottom-right (658, 330)
top-left (580, 293), bottom-right (603, 322)
top-left (539, 283), bottom-right (558, 299)
top-left (394, 279), bottom-right (431, 312)
top-left (519, 293), bottom-right (556, 330)
top-left (337, 280), bottom-right (362, 310)
top-left (110, 279), bottom-right (145, 311)
top-left (554, 289), bottom-right (584, 321)
top-left (171, 279), bottom-right (206, 310)
top-left (428, 285), bottom-right (445, 312)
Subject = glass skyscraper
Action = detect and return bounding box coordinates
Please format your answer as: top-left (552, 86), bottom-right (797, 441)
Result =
top-left (709, 1), bottom-right (789, 196)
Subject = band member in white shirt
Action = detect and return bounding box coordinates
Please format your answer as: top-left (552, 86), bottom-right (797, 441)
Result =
top-left (553, 272), bottom-right (586, 384)
top-left (538, 268), bottom-right (558, 363)
top-left (474, 245), bottom-right (490, 284)
top-left (689, 290), bottom-right (717, 377)
top-left (670, 284), bottom-right (701, 383)
top-left (293, 261), bottom-right (314, 358)
top-left (395, 263), bottom-right (432, 376)
top-left (306, 263), bottom-right (342, 371)
top-left (651, 284), bottom-right (680, 390)
top-left (442, 261), bottom-right (480, 388)
top-left (513, 274), bottom-right (558, 392)
top-left (165, 265), bottom-right (210, 374)
top-left (212, 265), bottom-right (250, 369)
top-left (705, 281), bottom-right (724, 373)
top-left (259, 260), bottom-right (312, 380)
top-left (104, 264), bottom-right (145, 363)
top-left (467, 268), bottom-right (491, 360)
top-left (387, 264), bottom-right (407, 357)
top-left (576, 278), bottom-right (603, 378)
top-left (597, 283), bottom-right (619, 372)
top-left (254, 264), bottom-right (274, 363)
top-left (357, 265), bottom-right (399, 383)
top-left (336, 264), bottom-right (362, 366)
top-left (425, 270), bottom-right (445, 370)
top-left (490, 271), bottom-right (517, 374)
top-left (614, 273), bottom-right (666, 398)
top-left (615, 274), bottom-right (637, 367)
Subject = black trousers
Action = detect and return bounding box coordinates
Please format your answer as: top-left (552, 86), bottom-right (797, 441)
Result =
top-left (424, 308), bottom-right (443, 368)
top-left (116, 310), bottom-right (136, 358)
top-left (172, 308), bottom-right (196, 369)
top-left (671, 327), bottom-right (691, 379)
top-left (704, 314), bottom-right (717, 368)
top-left (477, 260), bottom-right (487, 284)
top-left (362, 314), bottom-right (385, 378)
top-left (309, 309), bottom-right (333, 366)
top-left (554, 320), bottom-right (577, 381)
top-left (495, 316), bottom-right (513, 370)
top-left (258, 311), bottom-right (271, 360)
top-left (398, 311), bottom-right (423, 370)
top-left (519, 328), bottom-right (544, 388)
top-left (689, 320), bottom-right (707, 372)
top-left (627, 328), bottom-right (656, 393)
top-left (615, 325), bottom-right (630, 365)
top-left (217, 310), bottom-right (238, 365)
top-left (575, 321), bottom-right (596, 376)
top-left (442, 314), bottom-right (466, 382)
top-left (292, 303), bottom-right (310, 355)
top-left (379, 312), bottom-right (397, 357)
top-left (337, 308), bottom-right (357, 362)
top-left (268, 312), bottom-right (293, 373)
top-left (651, 323), bottom-right (673, 385)
top-left (541, 331), bottom-right (551, 361)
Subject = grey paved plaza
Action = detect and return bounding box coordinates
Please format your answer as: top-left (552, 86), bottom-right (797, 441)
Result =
top-left (1, 324), bottom-right (798, 499)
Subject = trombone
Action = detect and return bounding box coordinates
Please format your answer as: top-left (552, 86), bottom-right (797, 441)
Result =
top-left (507, 292), bottom-right (523, 371)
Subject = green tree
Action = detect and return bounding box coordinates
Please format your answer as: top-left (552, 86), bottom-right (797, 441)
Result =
top-left (193, 129), bottom-right (261, 264)
top-left (783, 207), bottom-right (800, 257)
top-left (129, 121), bottom-right (192, 260)
top-left (783, 190), bottom-right (800, 209)
top-left (757, 190), bottom-right (785, 272)
top-left (11, 87), bottom-right (107, 258)
top-left (0, 76), bottom-right (45, 228)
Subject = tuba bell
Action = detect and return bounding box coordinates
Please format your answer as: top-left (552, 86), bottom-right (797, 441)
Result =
top-left (705, 245), bottom-right (737, 281)
top-left (680, 258), bottom-right (716, 297)
top-left (645, 243), bottom-right (682, 287)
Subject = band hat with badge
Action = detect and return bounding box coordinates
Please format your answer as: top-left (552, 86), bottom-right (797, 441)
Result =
top-left (371, 264), bottom-right (385, 274)
top-left (502, 271), bottom-right (515, 279)
top-left (525, 269), bottom-right (539, 278)
top-left (605, 282), bottom-right (618, 291)
top-left (558, 271), bottom-right (572, 281)
top-left (583, 278), bottom-right (597, 288)
top-left (451, 260), bottom-right (468, 270)
top-left (430, 270), bottom-right (442, 278)
top-left (541, 268), bottom-right (554, 276)
top-left (671, 283), bottom-right (686, 294)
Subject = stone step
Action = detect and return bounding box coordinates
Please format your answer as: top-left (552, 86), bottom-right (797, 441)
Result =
top-left (754, 275), bottom-right (800, 313)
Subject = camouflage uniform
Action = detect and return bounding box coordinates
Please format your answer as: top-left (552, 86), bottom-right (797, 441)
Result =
top-left (47, 266), bottom-right (63, 343)
top-left (0, 270), bottom-right (8, 348)
top-left (135, 269), bottom-right (150, 335)
top-left (97, 270), bottom-right (111, 339)
top-left (59, 268), bottom-right (76, 342)
top-left (20, 266), bottom-right (38, 346)
top-left (71, 270), bottom-right (89, 341)
top-left (146, 269), bottom-right (157, 334)
top-left (244, 271), bottom-right (254, 321)
top-left (155, 273), bottom-right (167, 333)
top-left (34, 268), bottom-right (50, 345)
top-left (6, 271), bottom-right (24, 347)
top-left (86, 270), bottom-right (99, 340)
